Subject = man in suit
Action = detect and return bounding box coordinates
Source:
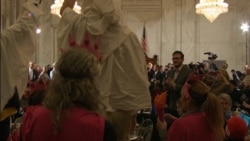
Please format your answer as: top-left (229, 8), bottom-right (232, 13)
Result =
top-left (28, 61), bottom-right (39, 82)
top-left (165, 51), bottom-right (192, 117)
top-left (231, 69), bottom-right (242, 87)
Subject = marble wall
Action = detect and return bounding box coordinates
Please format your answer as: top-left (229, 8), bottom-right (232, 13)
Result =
top-left (122, 0), bottom-right (250, 72)
top-left (1, 0), bottom-right (250, 72)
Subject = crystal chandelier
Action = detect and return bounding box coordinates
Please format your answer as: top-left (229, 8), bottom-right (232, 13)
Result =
top-left (50, 0), bottom-right (81, 17)
top-left (196, 0), bottom-right (228, 22)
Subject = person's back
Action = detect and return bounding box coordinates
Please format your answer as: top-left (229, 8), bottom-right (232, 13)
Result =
top-left (165, 80), bottom-right (225, 141)
top-left (22, 106), bottom-right (105, 141)
top-left (168, 112), bottom-right (214, 141)
top-left (22, 48), bottom-right (116, 141)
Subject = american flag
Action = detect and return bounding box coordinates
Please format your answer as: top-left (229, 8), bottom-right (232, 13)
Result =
top-left (141, 25), bottom-right (148, 53)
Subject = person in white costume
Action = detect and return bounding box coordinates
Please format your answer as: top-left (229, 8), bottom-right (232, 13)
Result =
top-left (0, 1), bottom-right (43, 140)
top-left (59, 0), bottom-right (151, 140)
top-left (0, 0), bottom-right (43, 115)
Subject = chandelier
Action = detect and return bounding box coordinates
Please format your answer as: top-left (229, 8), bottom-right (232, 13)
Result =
top-left (50, 0), bottom-right (81, 17)
top-left (196, 0), bottom-right (228, 22)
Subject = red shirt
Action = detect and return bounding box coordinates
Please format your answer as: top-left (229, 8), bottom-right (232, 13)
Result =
top-left (167, 112), bottom-right (215, 141)
top-left (22, 106), bottom-right (105, 141)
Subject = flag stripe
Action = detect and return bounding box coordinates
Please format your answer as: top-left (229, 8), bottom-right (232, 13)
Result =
top-left (141, 26), bottom-right (148, 53)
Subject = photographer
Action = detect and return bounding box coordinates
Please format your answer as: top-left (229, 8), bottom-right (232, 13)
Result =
top-left (188, 62), bottom-right (206, 75)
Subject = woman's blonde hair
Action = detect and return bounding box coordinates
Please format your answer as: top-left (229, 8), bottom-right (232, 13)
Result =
top-left (43, 48), bottom-right (104, 131)
top-left (218, 93), bottom-right (232, 105)
top-left (189, 80), bottom-right (225, 140)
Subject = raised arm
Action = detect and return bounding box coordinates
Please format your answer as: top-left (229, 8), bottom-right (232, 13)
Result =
top-left (1, 0), bottom-right (43, 112)
top-left (60, 0), bottom-right (76, 15)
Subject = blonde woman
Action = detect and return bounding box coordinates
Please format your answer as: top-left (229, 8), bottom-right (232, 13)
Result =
top-left (158, 80), bottom-right (225, 141)
top-left (21, 48), bottom-right (116, 141)
top-left (218, 93), bottom-right (233, 125)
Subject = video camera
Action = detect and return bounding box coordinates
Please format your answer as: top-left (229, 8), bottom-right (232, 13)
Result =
top-left (204, 52), bottom-right (218, 60)
top-left (188, 62), bottom-right (206, 74)
top-left (188, 62), bottom-right (204, 70)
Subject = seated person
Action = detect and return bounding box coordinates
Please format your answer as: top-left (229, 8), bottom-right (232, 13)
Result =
top-left (218, 93), bottom-right (233, 126)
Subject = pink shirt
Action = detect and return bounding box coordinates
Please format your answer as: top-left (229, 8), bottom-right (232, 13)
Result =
top-left (167, 112), bottom-right (215, 141)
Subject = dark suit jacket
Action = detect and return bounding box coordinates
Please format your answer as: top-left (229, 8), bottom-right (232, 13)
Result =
top-left (166, 65), bottom-right (192, 116)
top-left (148, 69), bottom-right (154, 82)
top-left (154, 71), bottom-right (163, 83)
top-left (31, 69), bottom-right (39, 81)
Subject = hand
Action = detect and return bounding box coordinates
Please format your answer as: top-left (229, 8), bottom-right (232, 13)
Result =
top-left (244, 135), bottom-right (250, 141)
top-left (60, 0), bottom-right (76, 15)
top-left (243, 101), bottom-right (250, 109)
top-left (166, 78), bottom-right (176, 88)
top-left (164, 113), bottom-right (177, 120)
top-left (22, 0), bottom-right (44, 18)
top-left (156, 118), bottom-right (167, 130)
top-left (150, 78), bottom-right (155, 82)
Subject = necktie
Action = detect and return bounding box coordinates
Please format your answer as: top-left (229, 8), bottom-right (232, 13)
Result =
top-left (174, 70), bottom-right (179, 80)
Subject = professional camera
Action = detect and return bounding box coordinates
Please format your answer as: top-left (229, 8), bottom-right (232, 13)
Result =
top-left (188, 62), bottom-right (204, 70)
top-left (204, 52), bottom-right (218, 60)
top-left (188, 62), bottom-right (206, 74)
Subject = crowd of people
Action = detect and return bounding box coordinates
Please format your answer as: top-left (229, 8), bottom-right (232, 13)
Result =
top-left (1, 0), bottom-right (150, 141)
top-left (147, 51), bottom-right (250, 140)
top-left (1, 0), bottom-right (250, 141)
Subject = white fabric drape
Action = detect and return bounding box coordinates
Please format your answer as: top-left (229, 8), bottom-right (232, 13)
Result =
top-left (1, 16), bottom-right (36, 111)
top-left (57, 0), bottom-right (151, 112)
